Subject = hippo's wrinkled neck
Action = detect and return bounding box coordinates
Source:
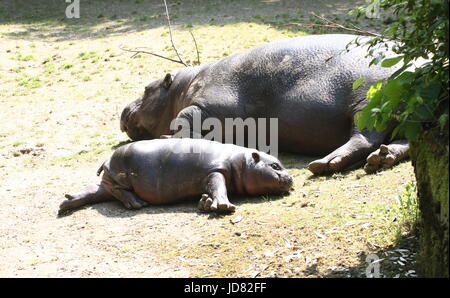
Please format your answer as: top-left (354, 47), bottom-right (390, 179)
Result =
top-left (228, 152), bottom-right (251, 194)
top-left (147, 66), bottom-right (202, 138)
top-left (169, 66), bottom-right (203, 119)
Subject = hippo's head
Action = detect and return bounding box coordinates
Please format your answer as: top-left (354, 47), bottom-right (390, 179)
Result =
top-left (243, 151), bottom-right (293, 195)
top-left (120, 73), bottom-right (174, 140)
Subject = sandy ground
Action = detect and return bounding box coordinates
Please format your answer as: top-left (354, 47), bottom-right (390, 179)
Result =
top-left (0, 0), bottom-right (418, 277)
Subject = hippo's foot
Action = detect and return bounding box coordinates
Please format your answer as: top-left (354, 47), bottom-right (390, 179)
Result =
top-left (59, 184), bottom-right (112, 215)
top-left (123, 196), bottom-right (149, 210)
top-left (308, 129), bottom-right (391, 175)
top-left (198, 194), bottom-right (236, 213)
top-left (364, 140), bottom-right (410, 174)
top-left (308, 155), bottom-right (349, 175)
top-left (111, 188), bottom-right (150, 210)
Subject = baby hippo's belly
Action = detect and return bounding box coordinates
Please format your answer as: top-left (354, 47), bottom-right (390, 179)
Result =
top-left (113, 140), bottom-right (230, 204)
top-left (129, 171), bottom-right (209, 205)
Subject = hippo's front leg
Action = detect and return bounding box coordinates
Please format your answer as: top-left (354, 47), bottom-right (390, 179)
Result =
top-left (169, 105), bottom-right (205, 139)
top-left (198, 172), bottom-right (236, 213)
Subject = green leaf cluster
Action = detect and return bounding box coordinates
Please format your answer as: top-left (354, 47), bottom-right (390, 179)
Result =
top-left (351, 0), bottom-right (449, 141)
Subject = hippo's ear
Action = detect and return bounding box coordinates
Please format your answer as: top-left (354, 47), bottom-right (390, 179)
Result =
top-left (161, 73), bottom-right (173, 89)
top-left (252, 152), bottom-right (260, 163)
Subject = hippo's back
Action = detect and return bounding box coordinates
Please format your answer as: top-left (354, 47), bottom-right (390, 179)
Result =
top-left (203, 34), bottom-right (394, 90)
top-left (190, 35), bottom-right (397, 155)
top-left (108, 139), bottom-right (247, 203)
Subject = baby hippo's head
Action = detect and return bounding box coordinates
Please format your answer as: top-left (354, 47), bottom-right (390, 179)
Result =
top-left (243, 151), bottom-right (293, 196)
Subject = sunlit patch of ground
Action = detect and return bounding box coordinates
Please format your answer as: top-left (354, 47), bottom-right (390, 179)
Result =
top-left (0, 0), bottom-right (417, 277)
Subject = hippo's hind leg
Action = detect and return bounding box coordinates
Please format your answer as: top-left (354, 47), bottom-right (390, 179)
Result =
top-left (198, 172), bottom-right (236, 213)
top-left (364, 140), bottom-right (410, 174)
top-left (308, 128), bottom-right (388, 175)
top-left (59, 184), bottom-right (112, 214)
top-left (102, 169), bottom-right (149, 210)
top-left (110, 187), bottom-right (149, 210)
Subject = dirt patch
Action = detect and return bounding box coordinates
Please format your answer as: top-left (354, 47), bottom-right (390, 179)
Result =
top-left (0, 0), bottom-right (417, 277)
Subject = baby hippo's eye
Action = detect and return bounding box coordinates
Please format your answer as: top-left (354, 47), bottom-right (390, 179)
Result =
top-left (270, 163), bottom-right (282, 171)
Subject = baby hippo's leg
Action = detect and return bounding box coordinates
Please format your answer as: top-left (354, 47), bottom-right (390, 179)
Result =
top-left (198, 172), bottom-right (236, 213)
top-left (110, 187), bottom-right (149, 210)
top-left (59, 183), bottom-right (112, 214)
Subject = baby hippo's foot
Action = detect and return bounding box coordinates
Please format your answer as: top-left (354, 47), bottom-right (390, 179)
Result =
top-left (121, 194), bottom-right (149, 210)
top-left (123, 196), bottom-right (149, 210)
top-left (112, 188), bottom-right (150, 210)
top-left (364, 141), bottom-right (409, 174)
top-left (197, 194), bottom-right (236, 213)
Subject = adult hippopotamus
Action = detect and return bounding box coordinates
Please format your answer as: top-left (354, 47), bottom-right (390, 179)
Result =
top-left (120, 34), bottom-right (409, 175)
top-left (59, 138), bottom-right (293, 214)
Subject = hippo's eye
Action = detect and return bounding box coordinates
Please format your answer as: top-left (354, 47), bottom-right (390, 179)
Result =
top-left (270, 163), bottom-right (282, 171)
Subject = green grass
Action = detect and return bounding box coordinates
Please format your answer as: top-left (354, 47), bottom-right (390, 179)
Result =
top-left (15, 53), bottom-right (34, 61)
top-left (18, 76), bottom-right (42, 89)
top-left (54, 147), bottom-right (109, 167)
top-left (394, 181), bottom-right (420, 233)
top-left (78, 51), bottom-right (99, 61)
top-left (60, 63), bottom-right (74, 69)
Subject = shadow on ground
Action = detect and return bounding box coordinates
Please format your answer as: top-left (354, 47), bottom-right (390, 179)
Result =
top-left (322, 228), bottom-right (419, 278)
top-left (58, 190), bottom-right (290, 219)
top-left (1, 0), bottom-right (380, 42)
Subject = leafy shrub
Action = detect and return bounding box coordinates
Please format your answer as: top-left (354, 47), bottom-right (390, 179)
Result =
top-left (351, 0), bottom-right (449, 141)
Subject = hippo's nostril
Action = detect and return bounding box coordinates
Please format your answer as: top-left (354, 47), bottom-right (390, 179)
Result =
top-left (279, 174), bottom-right (294, 192)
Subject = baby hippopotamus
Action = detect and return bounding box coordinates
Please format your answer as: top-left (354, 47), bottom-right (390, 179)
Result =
top-left (59, 138), bottom-right (293, 214)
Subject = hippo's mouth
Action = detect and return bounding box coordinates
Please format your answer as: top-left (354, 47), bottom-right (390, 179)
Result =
top-left (120, 106), bottom-right (154, 140)
top-left (123, 125), bottom-right (154, 141)
top-left (120, 106), bottom-right (133, 132)
top-left (278, 174), bottom-right (294, 192)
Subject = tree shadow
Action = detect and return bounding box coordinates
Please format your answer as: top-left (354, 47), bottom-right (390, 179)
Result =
top-left (322, 228), bottom-right (420, 278)
top-left (278, 152), bottom-right (365, 182)
top-left (278, 152), bottom-right (317, 170)
top-left (1, 0), bottom-right (379, 42)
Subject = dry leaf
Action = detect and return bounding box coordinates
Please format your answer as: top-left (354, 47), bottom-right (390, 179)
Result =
top-left (230, 216), bottom-right (242, 224)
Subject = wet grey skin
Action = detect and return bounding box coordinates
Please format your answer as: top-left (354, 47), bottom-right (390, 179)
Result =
top-left (59, 138), bottom-right (293, 214)
top-left (120, 34), bottom-right (409, 175)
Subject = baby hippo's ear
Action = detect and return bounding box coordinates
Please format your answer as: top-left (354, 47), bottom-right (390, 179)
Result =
top-left (162, 73), bottom-right (173, 89)
top-left (252, 152), bottom-right (260, 163)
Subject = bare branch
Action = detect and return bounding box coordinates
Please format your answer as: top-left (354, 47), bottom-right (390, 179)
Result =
top-left (120, 0), bottom-right (201, 67)
top-left (273, 12), bottom-right (383, 38)
top-left (189, 30), bottom-right (201, 65)
top-left (119, 45), bottom-right (187, 65)
top-left (310, 12), bottom-right (382, 37)
top-left (163, 0), bottom-right (187, 66)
